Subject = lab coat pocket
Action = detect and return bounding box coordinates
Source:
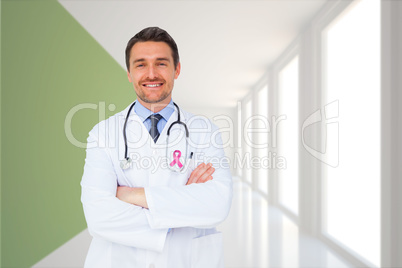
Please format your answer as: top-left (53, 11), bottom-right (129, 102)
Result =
top-left (191, 232), bottom-right (224, 268)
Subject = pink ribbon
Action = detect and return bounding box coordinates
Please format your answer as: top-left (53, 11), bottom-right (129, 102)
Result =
top-left (169, 150), bottom-right (183, 168)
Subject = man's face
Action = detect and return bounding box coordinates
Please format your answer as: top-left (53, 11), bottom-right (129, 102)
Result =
top-left (127, 41), bottom-right (180, 106)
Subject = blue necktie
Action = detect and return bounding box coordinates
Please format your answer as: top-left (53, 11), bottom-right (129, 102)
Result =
top-left (149, 114), bottom-right (163, 143)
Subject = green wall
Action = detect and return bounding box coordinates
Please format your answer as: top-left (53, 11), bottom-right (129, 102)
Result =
top-left (1, 1), bottom-right (135, 267)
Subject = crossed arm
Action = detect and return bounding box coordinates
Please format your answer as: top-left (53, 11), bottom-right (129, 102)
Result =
top-left (116, 163), bottom-right (215, 208)
top-left (81, 123), bottom-right (232, 251)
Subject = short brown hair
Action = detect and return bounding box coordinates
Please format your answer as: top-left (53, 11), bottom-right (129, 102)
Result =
top-left (125, 27), bottom-right (180, 71)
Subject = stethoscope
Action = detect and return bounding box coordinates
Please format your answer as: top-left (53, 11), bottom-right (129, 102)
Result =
top-left (120, 101), bottom-right (189, 171)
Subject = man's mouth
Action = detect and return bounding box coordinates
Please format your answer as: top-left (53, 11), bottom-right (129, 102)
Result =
top-left (142, 83), bottom-right (163, 88)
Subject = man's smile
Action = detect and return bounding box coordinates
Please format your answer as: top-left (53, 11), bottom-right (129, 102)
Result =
top-left (142, 82), bottom-right (164, 88)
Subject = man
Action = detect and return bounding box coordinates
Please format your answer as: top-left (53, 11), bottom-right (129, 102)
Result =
top-left (81, 27), bottom-right (232, 268)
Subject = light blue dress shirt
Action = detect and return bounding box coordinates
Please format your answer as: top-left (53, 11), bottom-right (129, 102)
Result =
top-left (134, 99), bottom-right (175, 134)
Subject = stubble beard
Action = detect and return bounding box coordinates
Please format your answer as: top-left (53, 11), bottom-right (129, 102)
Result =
top-left (137, 88), bottom-right (172, 104)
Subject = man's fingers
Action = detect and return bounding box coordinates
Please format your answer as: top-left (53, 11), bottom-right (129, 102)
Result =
top-left (193, 163), bottom-right (213, 183)
top-left (189, 163), bottom-right (209, 183)
top-left (187, 163), bottom-right (204, 185)
top-left (187, 163), bottom-right (214, 185)
top-left (198, 166), bottom-right (215, 183)
top-left (194, 163), bottom-right (210, 178)
top-left (187, 163), bottom-right (205, 184)
top-left (200, 175), bottom-right (213, 183)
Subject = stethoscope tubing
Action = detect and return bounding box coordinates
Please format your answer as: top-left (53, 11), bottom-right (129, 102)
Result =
top-left (122, 101), bottom-right (189, 161)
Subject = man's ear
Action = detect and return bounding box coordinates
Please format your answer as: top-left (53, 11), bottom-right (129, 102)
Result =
top-left (127, 70), bottom-right (132, 83)
top-left (174, 62), bottom-right (181, 79)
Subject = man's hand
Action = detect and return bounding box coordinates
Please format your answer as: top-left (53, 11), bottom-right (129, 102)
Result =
top-left (186, 163), bottom-right (215, 185)
top-left (116, 163), bottom-right (215, 207)
top-left (116, 186), bottom-right (148, 208)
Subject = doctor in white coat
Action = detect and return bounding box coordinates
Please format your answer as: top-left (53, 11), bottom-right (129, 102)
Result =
top-left (81, 27), bottom-right (233, 268)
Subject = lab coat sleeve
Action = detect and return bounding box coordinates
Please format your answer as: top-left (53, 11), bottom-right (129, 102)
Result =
top-left (144, 125), bottom-right (233, 229)
top-left (81, 124), bottom-right (168, 252)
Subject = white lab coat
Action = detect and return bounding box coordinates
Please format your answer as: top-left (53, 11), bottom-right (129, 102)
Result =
top-left (81, 102), bottom-right (233, 268)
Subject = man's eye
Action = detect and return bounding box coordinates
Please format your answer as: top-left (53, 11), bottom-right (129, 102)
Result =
top-left (158, 63), bottom-right (166, 66)
top-left (136, 64), bottom-right (144, 68)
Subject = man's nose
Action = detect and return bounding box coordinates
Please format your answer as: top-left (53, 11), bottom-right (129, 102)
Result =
top-left (146, 65), bottom-right (157, 79)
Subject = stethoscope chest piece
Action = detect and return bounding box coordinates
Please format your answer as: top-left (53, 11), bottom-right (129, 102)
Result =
top-left (120, 158), bottom-right (132, 170)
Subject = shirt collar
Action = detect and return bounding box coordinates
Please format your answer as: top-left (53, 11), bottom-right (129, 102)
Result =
top-left (134, 99), bottom-right (175, 122)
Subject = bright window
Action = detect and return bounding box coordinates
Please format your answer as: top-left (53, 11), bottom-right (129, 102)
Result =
top-left (278, 56), bottom-right (299, 215)
top-left (322, 0), bottom-right (380, 266)
top-left (244, 98), bottom-right (253, 184)
top-left (256, 85), bottom-right (269, 194)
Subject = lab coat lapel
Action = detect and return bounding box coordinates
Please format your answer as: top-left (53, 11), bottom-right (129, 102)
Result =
top-left (123, 104), bottom-right (151, 143)
top-left (126, 115), bottom-right (150, 142)
top-left (117, 107), bottom-right (152, 187)
top-left (118, 104), bottom-right (152, 162)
